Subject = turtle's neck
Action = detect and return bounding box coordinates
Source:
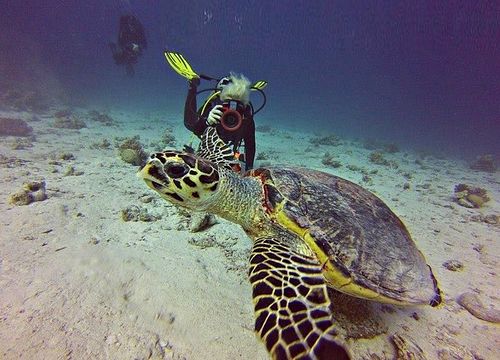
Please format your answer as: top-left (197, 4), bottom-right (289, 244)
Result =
top-left (206, 169), bottom-right (267, 234)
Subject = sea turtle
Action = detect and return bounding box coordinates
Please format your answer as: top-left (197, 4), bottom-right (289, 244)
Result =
top-left (138, 127), bottom-right (441, 360)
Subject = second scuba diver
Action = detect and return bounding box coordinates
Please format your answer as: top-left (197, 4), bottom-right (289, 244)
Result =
top-left (184, 73), bottom-right (256, 171)
top-left (109, 15), bottom-right (147, 76)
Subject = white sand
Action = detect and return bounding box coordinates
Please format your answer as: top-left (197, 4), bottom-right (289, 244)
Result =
top-left (0, 108), bottom-right (499, 359)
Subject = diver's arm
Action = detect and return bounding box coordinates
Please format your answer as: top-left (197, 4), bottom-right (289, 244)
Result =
top-left (183, 81), bottom-right (198, 131)
top-left (118, 26), bottom-right (127, 49)
top-left (243, 117), bottom-right (256, 170)
top-left (184, 79), bottom-right (206, 136)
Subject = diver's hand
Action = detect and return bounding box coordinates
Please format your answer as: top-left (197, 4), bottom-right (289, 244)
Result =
top-left (188, 77), bottom-right (200, 89)
top-left (206, 105), bottom-right (223, 126)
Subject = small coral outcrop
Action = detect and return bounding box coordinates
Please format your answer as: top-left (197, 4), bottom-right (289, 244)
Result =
top-left (442, 260), bottom-right (464, 271)
top-left (0, 88), bottom-right (51, 111)
top-left (90, 139), bottom-right (112, 149)
top-left (8, 180), bottom-right (47, 206)
top-left (0, 118), bottom-right (33, 137)
top-left (469, 214), bottom-right (499, 225)
top-left (117, 136), bottom-right (148, 166)
top-left (369, 151), bottom-right (389, 166)
top-left (88, 110), bottom-right (116, 126)
top-left (121, 205), bottom-right (160, 222)
top-left (310, 134), bottom-right (341, 146)
top-left (470, 154), bottom-right (496, 173)
top-left (161, 128), bottom-right (177, 147)
top-left (453, 183), bottom-right (490, 208)
top-left (255, 125), bottom-right (272, 133)
top-left (382, 143), bottom-right (400, 153)
top-left (256, 152), bottom-right (270, 161)
top-left (321, 152), bottom-right (342, 168)
top-left (10, 137), bottom-right (34, 150)
top-left (369, 151), bottom-right (399, 168)
top-left (149, 127), bottom-right (177, 150)
top-left (53, 110), bottom-right (87, 129)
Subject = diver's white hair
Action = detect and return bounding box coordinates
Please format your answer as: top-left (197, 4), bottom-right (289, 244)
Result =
top-left (220, 72), bottom-right (251, 105)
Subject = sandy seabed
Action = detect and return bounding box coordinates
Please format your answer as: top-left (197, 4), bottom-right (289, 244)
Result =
top-left (0, 107), bottom-right (499, 360)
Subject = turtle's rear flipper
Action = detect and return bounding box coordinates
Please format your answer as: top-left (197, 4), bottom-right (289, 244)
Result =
top-left (249, 235), bottom-right (350, 360)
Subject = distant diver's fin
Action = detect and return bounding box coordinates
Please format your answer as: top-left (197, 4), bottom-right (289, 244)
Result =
top-left (251, 80), bottom-right (268, 90)
top-left (164, 51), bottom-right (199, 80)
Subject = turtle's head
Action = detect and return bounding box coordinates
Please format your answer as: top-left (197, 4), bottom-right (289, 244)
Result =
top-left (138, 151), bottom-right (220, 210)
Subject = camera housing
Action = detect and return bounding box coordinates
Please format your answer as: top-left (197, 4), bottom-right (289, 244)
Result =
top-left (220, 101), bottom-right (244, 131)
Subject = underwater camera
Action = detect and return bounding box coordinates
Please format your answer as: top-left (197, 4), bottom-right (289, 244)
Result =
top-left (220, 100), bottom-right (244, 131)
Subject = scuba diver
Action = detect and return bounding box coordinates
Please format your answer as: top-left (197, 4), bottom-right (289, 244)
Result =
top-left (164, 51), bottom-right (267, 172)
top-left (185, 73), bottom-right (256, 170)
top-left (164, 51), bottom-right (267, 232)
top-left (109, 15), bottom-right (147, 76)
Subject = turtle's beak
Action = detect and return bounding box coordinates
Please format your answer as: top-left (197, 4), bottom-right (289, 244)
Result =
top-left (138, 159), bottom-right (170, 189)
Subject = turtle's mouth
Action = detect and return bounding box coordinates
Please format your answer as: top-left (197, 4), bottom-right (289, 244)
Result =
top-left (138, 160), bottom-right (170, 189)
top-left (145, 179), bottom-right (166, 191)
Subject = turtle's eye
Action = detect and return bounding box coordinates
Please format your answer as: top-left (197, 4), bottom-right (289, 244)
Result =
top-left (166, 163), bottom-right (189, 178)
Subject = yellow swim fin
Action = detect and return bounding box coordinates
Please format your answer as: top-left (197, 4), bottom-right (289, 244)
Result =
top-left (164, 51), bottom-right (199, 80)
top-left (251, 80), bottom-right (268, 90)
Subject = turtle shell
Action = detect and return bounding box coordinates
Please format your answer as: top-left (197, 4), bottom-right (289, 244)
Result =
top-left (253, 166), bottom-right (441, 306)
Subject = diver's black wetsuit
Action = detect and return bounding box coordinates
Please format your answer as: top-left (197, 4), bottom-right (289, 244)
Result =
top-left (109, 15), bottom-right (147, 76)
top-left (184, 83), bottom-right (256, 170)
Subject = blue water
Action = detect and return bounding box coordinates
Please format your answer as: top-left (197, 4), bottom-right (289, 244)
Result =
top-left (2, 0), bottom-right (499, 158)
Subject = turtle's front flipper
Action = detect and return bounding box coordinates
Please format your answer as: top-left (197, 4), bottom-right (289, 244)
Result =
top-left (250, 236), bottom-right (350, 360)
